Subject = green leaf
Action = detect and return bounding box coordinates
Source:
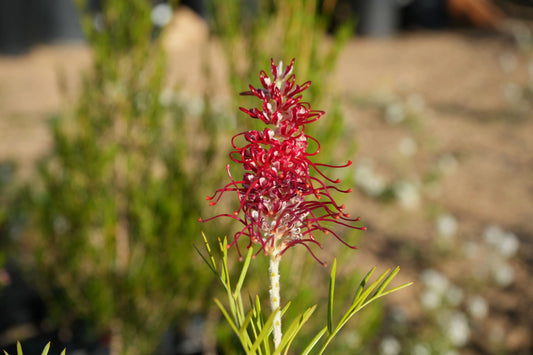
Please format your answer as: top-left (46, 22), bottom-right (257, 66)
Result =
top-left (218, 237), bottom-right (231, 287)
top-left (239, 310), bottom-right (255, 339)
top-left (372, 267), bottom-right (400, 298)
top-left (327, 258), bottom-right (337, 334)
top-left (214, 298), bottom-right (239, 336)
top-left (41, 342), bottom-right (51, 355)
top-left (301, 327), bottom-right (327, 355)
top-left (60, 350), bottom-right (66, 355)
top-left (379, 280), bottom-right (414, 298)
top-left (253, 295), bottom-right (270, 355)
top-left (16, 342), bottom-right (22, 355)
top-left (235, 247), bottom-right (254, 297)
top-left (317, 267), bottom-right (412, 355)
top-left (248, 307), bottom-right (279, 355)
top-left (351, 267), bottom-right (375, 305)
top-left (274, 304), bottom-right (317, 355)
top-left (193, 232), bottom-right (218, 275)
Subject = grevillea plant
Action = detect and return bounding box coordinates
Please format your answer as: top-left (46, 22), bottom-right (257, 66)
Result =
top-left (199, 59), bottom-right (411, 353)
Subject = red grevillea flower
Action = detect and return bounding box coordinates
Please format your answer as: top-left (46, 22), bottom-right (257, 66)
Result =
top-left (200, 59), bottom-right (365, 265)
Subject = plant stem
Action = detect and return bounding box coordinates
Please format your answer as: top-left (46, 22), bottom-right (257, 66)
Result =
top-left (269, 254), bottom-right (282, 349)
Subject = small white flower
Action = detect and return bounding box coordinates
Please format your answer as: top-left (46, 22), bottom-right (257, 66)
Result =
top-left (421, 269), bottom-right (449, 294)
top-left (379, 336), bottom-right (401, 355)
top-left (398, 136), bottom-right (418, 157)
top-left (159, 88), bottom-right (174, 106)
top-left (394, 180), bottom-right (420, 210)
top-left (421, 289), bottom-right (441, 310)
top-left (412, 343), bottom-right (431, 355)
top-left (436, 214), bottom-right (458, 240)
top-left (467, 295), bottom-right (489, 320)
top-left (355, 160), bottom-right (386, 197)
top-left (492, 260), bottom-right (514, 287)
top-left (483, 225), bottom-right (520, 258)
top-left (444, 312), bottom-right (470, 347)
top-left (499, 232), bottom-right (520, 258)
top-left (483, 225), bottom-right (503, 248)
top-left (151, 3), bottom-right (173, 27)
top-left (385, 102), bottom-right (405, 124)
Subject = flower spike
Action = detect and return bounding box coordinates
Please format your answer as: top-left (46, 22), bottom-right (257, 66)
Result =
top-left (200, 59), bottom-right (364, 263)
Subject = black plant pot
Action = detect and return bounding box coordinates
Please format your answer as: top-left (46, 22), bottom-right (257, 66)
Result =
top-left (356, 0), bottom-right (401, 37)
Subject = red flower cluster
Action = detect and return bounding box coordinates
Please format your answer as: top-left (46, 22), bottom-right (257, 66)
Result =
top-left (200, 59), bottom-right (365, 264)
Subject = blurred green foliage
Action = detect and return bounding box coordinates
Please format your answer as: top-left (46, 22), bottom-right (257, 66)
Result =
top-left (207, 0), bottom-right (354, 150)
top-left (208, 0), bottom-right (352, 102)
top-left (26, 1), bottom-right (218, 354)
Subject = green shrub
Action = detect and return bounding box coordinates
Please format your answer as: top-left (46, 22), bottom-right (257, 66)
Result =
top-left (26, 1), bottom-right (218, 354)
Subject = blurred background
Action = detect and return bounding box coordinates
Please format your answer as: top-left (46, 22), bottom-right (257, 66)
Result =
top-left (1, 0), bottom-right (532, 354)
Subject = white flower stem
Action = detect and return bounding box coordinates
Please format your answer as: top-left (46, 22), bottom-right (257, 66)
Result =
top-left (269, 254), bottom-right (282, 349)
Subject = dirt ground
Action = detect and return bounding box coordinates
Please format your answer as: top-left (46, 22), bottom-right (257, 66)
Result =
top-left (1, 8), bottom-right (532, 354)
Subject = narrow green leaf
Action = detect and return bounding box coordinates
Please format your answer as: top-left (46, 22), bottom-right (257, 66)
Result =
top-left (239, 310), bottom-right (255, 338)
top-left (193, 232), bottom-right (218, 274)
top-left (273, 314), bottom-right (303, 355)
top-left (255, 295), bottom-right (262, 319)
top-left (193, 243), bottom-right (217, 276)
top-left (350, 269), bottom-right (391, 312)
top-left (248, 314), bottom-right (260, 350)
top-left (253, 295), bottom-right (270, 355)
top-left (235, 247), bottom-right (254, 297)
top-left (320, 267), bottom-right (412, 355)
top-left (372, 267), bottom-right (400, 298)
top-left (248, 307), bottom-right (278, 355)
top-left (360, 281), bottom-right (414, 310)
top-left (214, 298), bottom-right (240, 336)
top-left (41, 342), bottom-right (51, 355)
top-left (301, 327), bottom-right (327, 355)
top-left (327, 258), bottom-right (337, 334)
top-left (379, 281), bottom-right (414, 297)
top-left (351, 267), bottom-right (375, 304)
top-left (219, 237), bottom-right (231, 287)
top-left (4, 351), bottom-right (9, 355)
top-left (275, 305), bottom-right (317, 355)
top-left (203, 232), bottom-right (218, 271)
top-left (16, 342), bottom-right (22, 355)
top-left (280, 301), bottom-right (292, 318)
top-left (336, 267), bottom-right (378, 329)
top-left (60, 350), bottom-right (66, 355)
